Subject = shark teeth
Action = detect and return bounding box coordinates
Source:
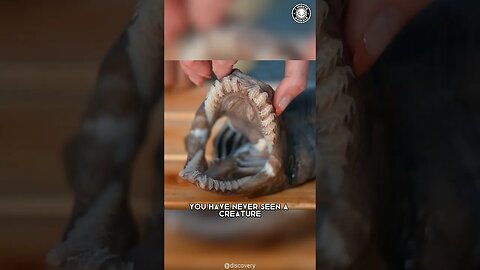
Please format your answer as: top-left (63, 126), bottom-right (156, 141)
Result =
top-left (259, 104), bottom-right (273, 118)
top-left (197, 175), bottom-right (207, 189)
top-left (223, 78), bottom-right (233, 93)
top-left (203, 73), bottom-right (277, 146)
top-left (213, 179), bottom-right (220, 190)
top-left (317, 66), bottom-right (354, 109)
top-left (181, 168), bottom-right (249, 193)
top-left (207, 178), bottom-right (214, 190)
top-left (316, 66), bottom-right (355, 133)
top-left (204, 80), bottom-right (222, 122)
top-left (253, 92), bottom-right (268, 107)
top-left (263, 123), bottom-right (276, 135)
top-left (190, 176), bottom-right (244, 193)
top-left (230, 77), bottom-right (239, 92)
top-left (225, 181), bottom-right (232, 191)
top-left (263, 133), bottom-right (275, 144)
top-left (247, 86), bottom-right (260, 100)
top-left (219, 181), bottom-right (226, 192)
top-left (231, 180), bottom-right (239, 190)
top-left (261, 114), bottom-right (275, 128)
top-left (246, 87), bottom-right (276, 145)
top-left (317, 35), bottom-right (344, 79)
top-left (204, 76), bottom-right (243, 122)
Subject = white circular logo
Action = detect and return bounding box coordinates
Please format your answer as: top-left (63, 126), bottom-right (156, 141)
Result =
top-left (292, 3), bottom-right (311, 24)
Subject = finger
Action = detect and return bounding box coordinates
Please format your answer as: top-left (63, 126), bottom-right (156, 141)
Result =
top-left (183, 71), bottom-right (206, 87)
top-left (180, 60), bottom-right (212, 86)
top-left (176, 62), bottom-right (194, 89)
top-left (346, 0), bottom-right (432, 75)
top-left (180, 60), bottom-right (212, 78)
top-left (212, 60), bottom-right (237, 79)
top-left (273, 60), bottom-right (309, 116)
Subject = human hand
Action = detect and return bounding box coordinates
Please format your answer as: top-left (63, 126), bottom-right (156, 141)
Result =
top-left (273, 60), bottom-right (309, 116)
top-left (165, 61), bottom-right (194, 90)
top-left (164, 0), bottom-right (187, 47)
top-left (345, 0), bottom-right (433, 75)
top-left (179, 60), bottom-right (238, 86)
top-left (165, 0), bottom-right (232, 46)
top-left (178, 60), bottom-right (308, 116)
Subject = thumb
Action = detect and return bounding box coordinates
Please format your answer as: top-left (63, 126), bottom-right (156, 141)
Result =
top-left (273, 61), bottom-right (308, 115)
top-left (346, 0), bottom-right (432, 75)
top-left (212, 60), bottom-right (238, 79)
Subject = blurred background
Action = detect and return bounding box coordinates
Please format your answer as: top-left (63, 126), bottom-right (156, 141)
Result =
top-left (164, 210), bottom-right (315, 270)
top-left (0, 1), bottom-right (162, 269)
top-left (164, 0), bottom-right (316, 60)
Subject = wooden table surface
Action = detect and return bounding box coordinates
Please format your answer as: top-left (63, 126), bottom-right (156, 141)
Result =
top-left (164, 85), bottom-right (316, 210)
top-left (164, 217), bottom-right (316, 270)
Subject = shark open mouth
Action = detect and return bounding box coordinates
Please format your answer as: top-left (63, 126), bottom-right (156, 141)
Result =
top-left (179, 70), bottom-right (286, 196)
top-left (180, 69), bottom-right (316, 197)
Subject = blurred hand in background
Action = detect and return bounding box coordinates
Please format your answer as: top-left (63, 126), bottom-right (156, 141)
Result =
top-left (345, 0), bottom-right (433, 75)
top-left (164, 0), bottom-right (233, 47)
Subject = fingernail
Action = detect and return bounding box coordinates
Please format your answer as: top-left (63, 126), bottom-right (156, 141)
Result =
top-left (364, 7), bottom-right (404, 60)
top-left (352, 39), bottom-right (374, 76)
top-left (277, 96), bottom-right (291, 115)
